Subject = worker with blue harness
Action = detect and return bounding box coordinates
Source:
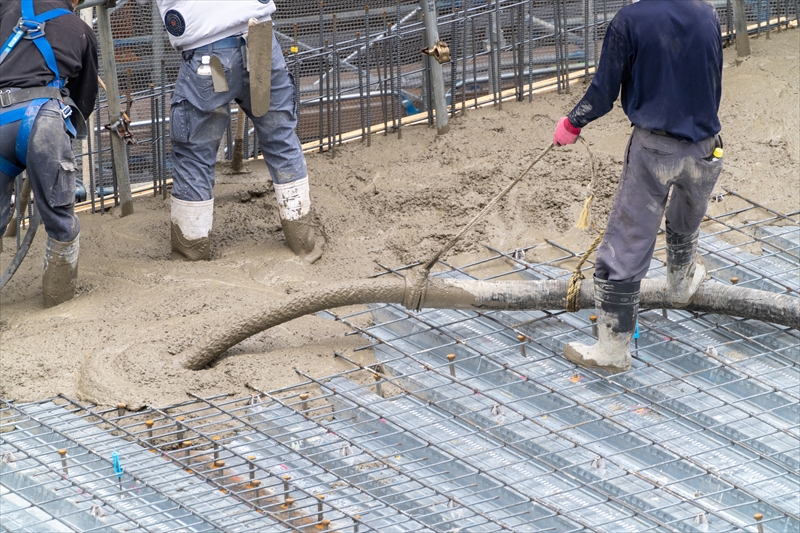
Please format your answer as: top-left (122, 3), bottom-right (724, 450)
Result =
top-left (0, 0), bottom-right (97, 307)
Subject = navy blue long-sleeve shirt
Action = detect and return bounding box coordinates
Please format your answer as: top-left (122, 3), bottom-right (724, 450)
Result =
top-left (567, 0), bottom-right (722, 143)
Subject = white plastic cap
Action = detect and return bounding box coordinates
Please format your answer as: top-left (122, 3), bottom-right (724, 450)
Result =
top-left (201, 55), bottom-right (211, 65)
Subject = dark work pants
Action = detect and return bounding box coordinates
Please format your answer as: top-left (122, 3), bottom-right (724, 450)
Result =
top-left (0, 99), bottom-right (79, 243)
top-left (595, 127), bottom-right (723, 282)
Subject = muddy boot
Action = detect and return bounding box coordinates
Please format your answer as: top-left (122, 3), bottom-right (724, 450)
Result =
top-left (666, 223), bottom-right (705, 307)
top-left (42, 234), bottom-right (79, 308)
top-left (274, 177), bottom-right (324, 264)
top-left (171, 196), bottom-right (213, 261)
top-left (280, 213), bottom-right (324, 264)
top-left (563, 278), bottom-right (639, 373)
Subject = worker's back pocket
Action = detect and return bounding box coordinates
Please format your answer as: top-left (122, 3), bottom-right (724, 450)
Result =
top-left (49, 160), bottom-right (77, 208)
top-left (642, 146), bottom-right (675, 157)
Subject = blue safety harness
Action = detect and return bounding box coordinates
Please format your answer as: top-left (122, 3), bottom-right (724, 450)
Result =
top-left (0, 0), bottom-right (76, 178)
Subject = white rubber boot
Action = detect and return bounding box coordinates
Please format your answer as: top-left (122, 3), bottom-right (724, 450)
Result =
top-left (274, 176), bottom-right (324, 264)
top-left (171, 196), bottom-right (213, 261)
top-left (666, 224), bottom-right (705, 307)
top-left (563, 278), bottom-right (640, 373)
top-left (42, 233), bottom-right (79, 308)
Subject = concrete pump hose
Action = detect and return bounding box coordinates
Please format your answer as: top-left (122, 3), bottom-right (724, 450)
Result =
top-left (181, 278), bottom-right (407, 370)
top-left (181, 276), bottom-right (799, 370)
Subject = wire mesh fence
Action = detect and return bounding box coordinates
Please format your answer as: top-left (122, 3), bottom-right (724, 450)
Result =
top-left (42, 0), bottom-right (795, 219)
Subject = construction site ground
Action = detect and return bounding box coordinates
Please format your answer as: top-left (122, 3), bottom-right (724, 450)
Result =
top-left (0, 29), bottom-right (797, 409)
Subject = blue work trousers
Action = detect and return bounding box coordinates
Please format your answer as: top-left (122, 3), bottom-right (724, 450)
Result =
top-left (169, 33), bottom-right (307, 202)
top-left (0, 99), bottom-right (79, 242)
top-left (595, 127), bottom-right (723, 282)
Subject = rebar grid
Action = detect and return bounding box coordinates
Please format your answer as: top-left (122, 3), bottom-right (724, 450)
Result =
top-left (2, 193), bottom-right (797, 532)
top-left (0, 398), bottom-right (232, 533)
top-left (291, 367), bottom-right (669, 533)
top-left (310, 193), bottom-right (798, 532)
top-left (57, 394), bottom-right (417, 533)
top-left (178, 392), bottom-right (434, 532)
top-left (327, 317), bottom-right (753, 533)
top-left (248, 384), bottom-right (568, 533)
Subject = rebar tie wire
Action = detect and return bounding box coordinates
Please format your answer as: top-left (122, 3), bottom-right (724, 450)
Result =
top-left (409, 138), bottom-right (603, 313)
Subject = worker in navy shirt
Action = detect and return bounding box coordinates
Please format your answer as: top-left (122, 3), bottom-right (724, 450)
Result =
top-left (0, 0), bottom-right (98, 307)
top-left (552, 0), bottom-right (724, 373)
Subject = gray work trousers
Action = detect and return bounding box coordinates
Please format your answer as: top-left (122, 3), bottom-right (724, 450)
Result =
top-left (0, 99), bottom-right (79, 242)
top-left (169, 33), bottom-right (307, 202)
top-left (595, 126), bottom-right (723, 282)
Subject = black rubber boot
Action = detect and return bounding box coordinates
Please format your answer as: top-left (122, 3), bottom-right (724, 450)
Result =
top-left (665, 221), bottom-right (705, 307)
top-left (563, 277), bottom-right (640, 373)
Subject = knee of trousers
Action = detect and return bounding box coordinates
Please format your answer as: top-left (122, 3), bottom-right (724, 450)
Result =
top-left (40, 209), bottom-right (79, 243)
top-left (169, 149), bottom-right (216, 202)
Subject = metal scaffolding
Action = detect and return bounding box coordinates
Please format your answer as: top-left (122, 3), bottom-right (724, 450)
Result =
top-left (1, 192), bottom-right (797, 532)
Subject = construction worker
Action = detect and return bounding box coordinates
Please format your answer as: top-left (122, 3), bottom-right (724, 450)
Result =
top-left (138, 0), bottom-right (324, 263)
top-left (552, 0), bottom-right (724, 372)
top-left (0, 0), bottom-right (97, 307)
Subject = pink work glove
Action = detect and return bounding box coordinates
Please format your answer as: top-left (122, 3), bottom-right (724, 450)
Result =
top-left (553, 117), bottom-right (581, 146)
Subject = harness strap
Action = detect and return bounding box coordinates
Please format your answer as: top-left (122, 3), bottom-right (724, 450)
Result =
top-left (0, 107), bottom-right (26, 127)
top-left (32, 38), bottom-right (63, 88)
top-left (0, 30), bottom-right (24, 65)
top-left (0, 0), bottom-right (71, 77)
top-left (15, 98), bottom-right (49, 167)
top-left (0, 156), bottom-right (24, 178)
top-left (0, 87), bottom-right (63, 107)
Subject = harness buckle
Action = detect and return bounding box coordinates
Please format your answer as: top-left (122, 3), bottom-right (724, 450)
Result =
top-left (0, 90), bottom-right (11, 107)
top-left (59, 102), bottom-right (72, 120)
top-left (16, 18), bottom-right (46, 40)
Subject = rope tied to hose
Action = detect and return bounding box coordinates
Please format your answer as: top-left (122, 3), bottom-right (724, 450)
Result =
top-left (575, 136), bottom-right (597, 230)
top-left (566, 229), bottom-right (605, 312)
top-left (566, 135), bottom-right (605, 311)
top-left (410, 135), bottom-right (604, 312)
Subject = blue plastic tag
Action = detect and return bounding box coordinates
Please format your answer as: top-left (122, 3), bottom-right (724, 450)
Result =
top-left (112, 451), bottom-right (123, 480)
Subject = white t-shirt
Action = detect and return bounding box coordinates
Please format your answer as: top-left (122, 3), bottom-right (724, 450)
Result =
top-left (149, 0), bottom-right (276, 51)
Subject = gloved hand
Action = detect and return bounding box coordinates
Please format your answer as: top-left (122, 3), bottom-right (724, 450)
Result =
top-left (553, 117), bottom-right (581, 146)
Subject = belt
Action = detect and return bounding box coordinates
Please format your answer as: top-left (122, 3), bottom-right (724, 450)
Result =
top-left (0, 86), bottom-right (63, 108)
top-left (191, 35), bottom-right (245, 55)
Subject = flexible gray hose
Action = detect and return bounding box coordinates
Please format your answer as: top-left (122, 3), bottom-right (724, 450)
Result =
top-left (180, 277), bottom-right (799, 370)
top-left (0, 208), bottom-right (40, 290)
top-left (181, 278), bottom-right (407, 370)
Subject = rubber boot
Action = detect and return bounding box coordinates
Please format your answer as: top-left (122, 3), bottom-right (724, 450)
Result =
top-left (665, 223), bottom-right (705, 307)
top-left (171, 196), bottom-right (213, 261)
top-left (563, 277), bottom-right (640, 373)
top-left (280, 213), bottom-right (324, 264)
top-left (42, 233), bottom-right (79, 308)
top-left (274, 177), bottom-right (324, 264)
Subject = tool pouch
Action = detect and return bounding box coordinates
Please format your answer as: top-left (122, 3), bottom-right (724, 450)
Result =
top-left (247, 19), bottom-right (273, 117)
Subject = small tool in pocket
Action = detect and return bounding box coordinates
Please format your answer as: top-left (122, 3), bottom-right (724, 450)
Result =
top-left (247, 18), bottom-right (273, 117)
top-left (209, 55), bottom-right (229, 93)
